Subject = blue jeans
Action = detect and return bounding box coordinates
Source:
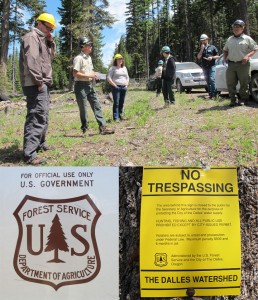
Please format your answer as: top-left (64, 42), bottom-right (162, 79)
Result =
top-left (203, 66), bottom-right (216, 97)
top-left (112, 85), bottom-right (127, 120)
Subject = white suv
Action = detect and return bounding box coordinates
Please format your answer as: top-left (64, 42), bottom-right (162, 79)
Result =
top-left (175, 62), bottom-right (207, 93)
top-left (215, 53), bottom-right (258, 102)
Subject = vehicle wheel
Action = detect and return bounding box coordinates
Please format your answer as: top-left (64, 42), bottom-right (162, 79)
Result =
top-left (176, 80), bottom-right (185, 93)
top-left (250, 72), bottom-right (258, 103)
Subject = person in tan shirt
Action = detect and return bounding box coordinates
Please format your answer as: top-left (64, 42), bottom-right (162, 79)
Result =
top-left (223, 19), bottom-right (258, 106)
top-left (73, 37), bottom-right (114, 135)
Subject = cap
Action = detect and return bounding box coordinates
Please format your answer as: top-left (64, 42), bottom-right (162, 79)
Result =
top-left (233, 20), bottom-right (245, 27)
top-left (158, 60), bottom-right (163, 65)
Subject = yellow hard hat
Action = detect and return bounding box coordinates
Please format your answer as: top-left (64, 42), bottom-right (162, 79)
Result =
top-left (114, 54), bottom-right (123, 60)
top-left (37, 13), bottom-right (56, 29)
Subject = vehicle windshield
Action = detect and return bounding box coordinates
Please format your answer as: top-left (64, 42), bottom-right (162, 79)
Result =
top-left (176, 62), bottom-right (200, 70)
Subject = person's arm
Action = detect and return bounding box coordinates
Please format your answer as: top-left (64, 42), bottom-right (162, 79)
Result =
top-left (23, 34), bottom-right (44, 89)
top-left (197, 44), bottom-right (205, 60)
top-left (107, 67), bottom-right (117, 87)
top-left (125, 67), bottom-right (129, 86)
top-left (73, 69), bottom-right (98, 79)
top-left (242, 38), bottom-right (258, 64)
top-left (46, 33), bottom-right (56, 58)
top-left (222, 50), bottom-right (228, 65)
top-left (242, 50), bottom-right (256, 64)
top-left (205, 55), bottom-right (220, 61)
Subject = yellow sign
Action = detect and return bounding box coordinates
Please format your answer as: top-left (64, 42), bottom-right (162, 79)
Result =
top-left (140, 167), bottom-right (241, 298)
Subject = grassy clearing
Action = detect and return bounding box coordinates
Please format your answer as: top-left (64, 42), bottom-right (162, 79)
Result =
top-left (0, 86), bottom-right (257, 166)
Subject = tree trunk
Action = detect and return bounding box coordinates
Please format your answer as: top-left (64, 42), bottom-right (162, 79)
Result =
top-left (145, 2), bottom-right (150, 80)
top-left (69, 12), bottom-right (73, 91)
top-left (239, 0), bottom-right (249, 35)
top-left (184, 0), bottom-right (191, 61)
top-left (119, 167), bottom-right (258, 300)
top-left (0, 0), bottom-right (10, 90)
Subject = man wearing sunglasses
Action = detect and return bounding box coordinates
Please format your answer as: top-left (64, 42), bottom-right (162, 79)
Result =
top-left (19, 12), bottom-right (56, 165)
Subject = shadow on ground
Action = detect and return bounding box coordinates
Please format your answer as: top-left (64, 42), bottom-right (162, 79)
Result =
top-left (194, 92), bottom-right (258, 113)
top-left (0, 145), bottom-right (23, 165)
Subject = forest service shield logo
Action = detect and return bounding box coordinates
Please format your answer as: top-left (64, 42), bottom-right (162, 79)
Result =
top-left (13, 195), bottom-right (101, 290)
top-left (154, 253), bottom-right (168, 267)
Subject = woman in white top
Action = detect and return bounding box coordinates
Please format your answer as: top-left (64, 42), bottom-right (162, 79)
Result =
top-left (107, 54), bottom-right (129, 121)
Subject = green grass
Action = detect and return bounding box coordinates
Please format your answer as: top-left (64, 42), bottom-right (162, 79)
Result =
top-left (116, 138), bottom-right (128, 146)
top-left (126, 94), bottom-right (155, 127)
top-left (236, 138), bottom-right (257, 165)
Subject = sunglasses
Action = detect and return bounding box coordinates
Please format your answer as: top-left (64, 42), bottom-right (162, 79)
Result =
top-left (42, 21), bottom-right (54, 32)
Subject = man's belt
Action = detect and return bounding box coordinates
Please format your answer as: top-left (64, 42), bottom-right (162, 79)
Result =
top-left (75, 81), bottom-right (91, 85)
top-left (228, 60), bottom-right (242, 63)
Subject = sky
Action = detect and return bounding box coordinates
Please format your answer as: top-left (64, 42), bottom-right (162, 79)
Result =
top-left (45, 0), bottom-right (127, 67)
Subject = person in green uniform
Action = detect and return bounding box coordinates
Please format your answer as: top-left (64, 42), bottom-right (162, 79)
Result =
top-left (223, 20), bottom-right (258, 106)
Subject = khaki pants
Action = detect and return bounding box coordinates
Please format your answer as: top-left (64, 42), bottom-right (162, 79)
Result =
top-left (74, 81), bottom-right (106, 130)
top-left (226, 61), bottom-right (250, 102)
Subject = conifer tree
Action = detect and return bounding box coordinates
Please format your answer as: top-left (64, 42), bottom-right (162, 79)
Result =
top-left (45, 214), bottom-right (69, 263)
top-left (58, 0), bottom-right (114, 89)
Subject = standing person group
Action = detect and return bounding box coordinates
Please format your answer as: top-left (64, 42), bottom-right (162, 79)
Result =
top-left (197, 34), bottom-right (219, 99)
top-left (161, 46), bottom-right (176, 106)
top-left (19, 13), bottom-right (258, 165)
top-left (19, 12), bottom-right (56, 165)
top-left (107, 54), bottom-right (129, 122)
top-left (73, 37), bottom-right (115, 135)
top-left (223, 19), bottom-right (258, 106)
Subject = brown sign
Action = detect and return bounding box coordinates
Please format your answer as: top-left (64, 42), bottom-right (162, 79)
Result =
top-left (13, 194), bottom-right (101, 290)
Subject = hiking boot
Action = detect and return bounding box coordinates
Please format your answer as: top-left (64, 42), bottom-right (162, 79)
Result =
top-left (229, 101), bottom-right (237, 107)
top-left (82, 128), bottom-right (87, 134)
top-left (25, 157), bottom-right (47, 165)
top-left (41, 144), bottom-right (55, 151)
top-left (99, 126), bottom-right (115, 135)
top-left (241, 99), bottom-right (248, 106)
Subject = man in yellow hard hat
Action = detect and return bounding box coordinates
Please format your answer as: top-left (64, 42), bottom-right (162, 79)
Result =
top-left (19, 12), bottom-right (56, 165)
